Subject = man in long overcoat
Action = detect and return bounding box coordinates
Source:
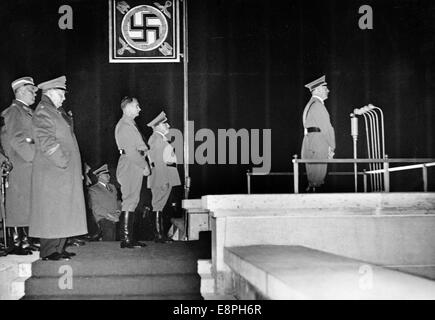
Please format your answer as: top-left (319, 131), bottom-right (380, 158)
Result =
top-left (301, 75), bottom-right (336, 192)
top-left (147, 111), bottom-right (181, 243)
top-left (0, 77), bottom-right (38, 255)
top-left (0, 146), bottom-right (13, 256)
top-left (29, 76), bottom-right (87, 261)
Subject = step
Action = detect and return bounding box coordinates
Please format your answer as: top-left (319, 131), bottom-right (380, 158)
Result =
top-left (202, 193), bottom-right (435, 212)
top-left (31, 242), bottom-right (205, 278)
top-left (225, 245), bottom-right (435, 300)
top-left (0, 252), bottom-right (39, 299)
top-left (23, 294), bottom-right (203, 300)
top-left (25, 274), bottom-right (201, 296)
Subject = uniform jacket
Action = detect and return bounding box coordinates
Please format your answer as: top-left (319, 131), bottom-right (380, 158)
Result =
top-left (147, 131), bottom-right (181, 189)
top-left (115, 115), bottom-right (148, 181)
top-left (0, 100), bottom-right (35, 226)
top-left (88, 182), bottom-right (120, 223)
top-left (301, 96), bottom-right (336, 159)
top-left (29, 95), bottom-right (87, 238)
top-left (302, 97), bottom-right (335, 149)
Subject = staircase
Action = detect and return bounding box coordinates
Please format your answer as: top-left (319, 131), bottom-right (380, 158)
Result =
top-left (23, 241), bottom-right (209, 300)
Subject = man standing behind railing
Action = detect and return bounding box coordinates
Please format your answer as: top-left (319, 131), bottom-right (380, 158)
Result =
top-left (301, 75), bottom-right (336, 192)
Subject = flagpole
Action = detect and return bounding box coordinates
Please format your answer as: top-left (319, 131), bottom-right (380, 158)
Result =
top-left (182, 0), bottom-right (190, 199)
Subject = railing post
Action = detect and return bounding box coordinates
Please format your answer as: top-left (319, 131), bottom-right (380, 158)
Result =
top-left (246, 170), bottom-right (251, 194)
top-left (363, 169), bottom-right (367, 192)
top-left (293, 154), bottom-right (299, 194)
top-left (383, 155), bottom-right (390, 192)
top-left (422, 164), bottom-right (428, 192)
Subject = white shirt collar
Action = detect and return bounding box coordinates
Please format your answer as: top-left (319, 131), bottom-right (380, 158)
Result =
top-left (312, 95), bottom-right (324, 103)
top-left (155, 130), bottom-right (168, 140)
top-left (98, 181), bottom-right (107, 188)
top-left (16, 99), bottom-right (29, 107)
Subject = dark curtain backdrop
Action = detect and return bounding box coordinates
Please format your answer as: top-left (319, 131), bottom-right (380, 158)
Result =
top-left (1, 0), bottom-right (434, 197)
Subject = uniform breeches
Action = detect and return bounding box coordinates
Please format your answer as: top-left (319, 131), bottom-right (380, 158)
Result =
top-left (151, 183), bottom-right (172, 212)
top-left (301, 133), bottom-right (329, 187)
top-left (117, 161), bottom-right (144, 212)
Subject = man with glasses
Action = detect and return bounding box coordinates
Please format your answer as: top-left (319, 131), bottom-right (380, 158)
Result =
top-left (0, 77), bottom-right (39, 255)
top-left (115, 96), bottom-right (149, 249)
top-left (29, 76), bottom-right (87, 261)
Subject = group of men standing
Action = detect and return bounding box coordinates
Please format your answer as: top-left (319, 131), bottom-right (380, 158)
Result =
top-left (0, 72), bottom-right (333, 259)
top-left (0, 75), bottom-right (86, 260)
top-left (0, 75), bottom-right (181, 260)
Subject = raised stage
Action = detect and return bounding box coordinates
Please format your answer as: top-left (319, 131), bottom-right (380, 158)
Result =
top-left (192, 192), bottom-right (435, 299)
top-left (1, 192), bottom-right (435, 300)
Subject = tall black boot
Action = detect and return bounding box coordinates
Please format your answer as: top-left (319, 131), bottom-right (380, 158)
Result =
top-left (154, 211), bottom-right (165, 243)
top-left (159, 212), bottom-right (173, 243)
top-left (129, 211), bottom-right (146, 247)
top-left (20, 227), bottom-right (39, 252)
top-left (6, 227), bottom-right (31, 255)
top-left (120, 211), bottom-right (140, 249)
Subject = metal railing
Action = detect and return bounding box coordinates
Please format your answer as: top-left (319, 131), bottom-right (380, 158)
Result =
top-left (246, 170), bottom-right (365, 194)
top-left (246, 156), bottom-right (435, 194)
top-left (292, 156), bottom-right (435, 193)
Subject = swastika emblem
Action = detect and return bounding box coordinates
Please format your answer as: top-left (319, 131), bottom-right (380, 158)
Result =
top-left (109, 0), bottom-right (180, 63)
top-left (121, 5), bottom-right (168, 52)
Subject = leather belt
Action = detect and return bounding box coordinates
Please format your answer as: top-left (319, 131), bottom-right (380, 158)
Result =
top-left (166, 163), bottom-right (176, 168)
top-left (307, 127), bottom-right (321, 133)
top-left (119, 149), bottom-right (146, 156)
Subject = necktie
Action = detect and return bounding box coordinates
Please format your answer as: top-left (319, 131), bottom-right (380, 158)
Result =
top-left (106, 185), bottom-right (112, 192)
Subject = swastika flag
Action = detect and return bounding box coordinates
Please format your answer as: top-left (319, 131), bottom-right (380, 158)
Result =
top-left (109, 0), bottom-right (180, 63)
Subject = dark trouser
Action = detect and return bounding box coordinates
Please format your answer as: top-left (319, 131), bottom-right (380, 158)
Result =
top-left (98, 219), bottom-right (117, 241)
top-left (40, 238), bottom-right (67, 258)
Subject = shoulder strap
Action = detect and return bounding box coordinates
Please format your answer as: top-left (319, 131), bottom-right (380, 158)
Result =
top-left (302, 99), bottom-right (316, 127)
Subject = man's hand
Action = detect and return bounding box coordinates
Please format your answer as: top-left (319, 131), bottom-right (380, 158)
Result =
top-left (107, 213), bottom-right (119, 222)
top-left (328, 147), bottom-right (335, 159)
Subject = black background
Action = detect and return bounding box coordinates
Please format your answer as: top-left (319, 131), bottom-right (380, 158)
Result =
top-left (1, 0), bottom-right (434, 198)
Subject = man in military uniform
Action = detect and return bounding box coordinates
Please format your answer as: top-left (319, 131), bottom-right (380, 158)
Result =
top-left (88, 164), bottom-right (120, 241)
top-left (0, 77), bottom-right (39, 255)
top-left (29, 76), bottom-right (87, 261)
top-left (115, 96), bottom-right (148, 249)
top-left (147, 111), bottom-right (181, 243)
top-left (301, 75), bottom-right (336, 192)
top-left (0, 147), bottom-right (13, 256)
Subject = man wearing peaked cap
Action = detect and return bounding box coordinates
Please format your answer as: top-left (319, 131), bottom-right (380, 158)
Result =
top-left (0, 76), bottom-right (39, 255)
top-left (11, 77), bottom-right (38, 92)
top-left (147, 111), bottom-right (181, 243)
top-left (301, 75), bottom-right (336, 192)
top-left (146, 111), bottom-right (167, 127)
top-left (29, 75), bottom-right (87, 261)
top-left (88, 164), bottom-right (121, 241)
top-left (115, 96), bottom-right (149, 249)
top-left (37, 75), bottom-right (67, 91)
top-left (93, 163), bottom-right (109, 176)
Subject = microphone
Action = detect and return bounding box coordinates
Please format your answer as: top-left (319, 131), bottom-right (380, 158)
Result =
top-left (353, 104), bottom-right (375, 115)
